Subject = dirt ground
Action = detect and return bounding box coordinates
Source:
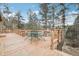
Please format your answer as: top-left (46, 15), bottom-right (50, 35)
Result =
top-left (62, 45), bottom-right (79, 56)
top-left (0, 33), bottom-right (70, 56)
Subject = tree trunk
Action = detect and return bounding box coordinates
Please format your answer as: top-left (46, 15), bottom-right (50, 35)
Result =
top-left (57, 29), bottom-right (64, 51)
top-left (44, 19), bottom-right (48, 37)
top-left (50, 30), bottom-right (54, 49)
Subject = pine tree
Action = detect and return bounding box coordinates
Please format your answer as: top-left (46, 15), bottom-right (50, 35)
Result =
top-left (27, 9), bottom-right (38, 30)
top-left (40, 3), bottom-right (49, 36)
top-left (48, 3), bottom-right (56, 49)
top-left (0, 11), bottom-right (2, 22)
top-left (57, 3), bottom-right (66, 50)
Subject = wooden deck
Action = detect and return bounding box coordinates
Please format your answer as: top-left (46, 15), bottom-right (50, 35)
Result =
top-left (0, 33), bottom-right (71, 56)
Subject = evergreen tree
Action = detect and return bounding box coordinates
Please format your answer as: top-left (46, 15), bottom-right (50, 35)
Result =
top-left (40, 3), bottom-right (49, 29)
top-left (27, 9), bottom-right (38, 30)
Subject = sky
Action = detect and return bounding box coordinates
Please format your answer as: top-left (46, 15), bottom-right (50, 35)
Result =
top-left (0, 3), bottom-right (40, 23)
top-left (0, 3), bottom-right (78, 25)
top-left (8, 3), bottom-right (40, 22)
top-left (8, 3), bottom-right (40, 17)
